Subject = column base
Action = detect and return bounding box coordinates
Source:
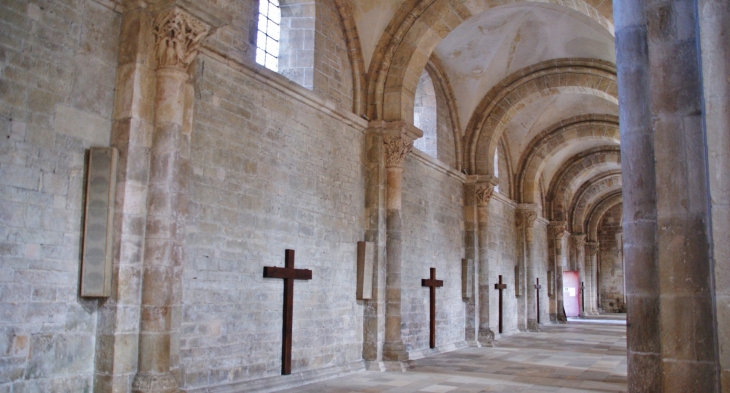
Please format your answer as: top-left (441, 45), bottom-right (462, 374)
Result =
top-left (527, 319), bottom-right (539, 332)
top-left (132, 372), bottom-right (177, 393)
top-left (382, 342), bottom-right (409, 362)
top-left (477, 328), bottom-right (495, 346)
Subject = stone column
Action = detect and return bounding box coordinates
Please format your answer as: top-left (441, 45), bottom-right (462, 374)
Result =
top-left (381, 123), bottom-right (421, 363)
top-left (476, 182), bottom-right (495, 343)
top-left (571, 234), bottom-right (586, 316)
top-left (699, 1), bottom-right (730, 388)
top-left (615, 0), bottom-right (720, 391)
top-left (132, 8), bottom-right (210, 393)
top-left (518, 208), bottom-right (538, 331)
top-left (95, 7), bottom-right (156, 392)
top-left (585, 242), bottom-right (599, 315)
top-left (463, 179), bottom-right (478, 345)
top-left (553, 223), bottom-right (567, 322)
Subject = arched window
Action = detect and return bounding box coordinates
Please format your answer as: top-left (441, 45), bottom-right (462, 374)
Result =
top-left (413, 70), bottom-right (437, 158)
top-left (256, 0), bottom-right (281, 71)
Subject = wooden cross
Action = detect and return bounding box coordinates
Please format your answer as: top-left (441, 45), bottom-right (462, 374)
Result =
top-left (263, 249), bottom-right (312, 375)
top-left (534, 278), bottom-right (542, 324)
top-left (494, 275), bottom-right (507, 333)
top-left (421, 267), bottom-right (443, 349)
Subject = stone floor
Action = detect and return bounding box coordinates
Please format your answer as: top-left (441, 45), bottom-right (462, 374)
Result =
top-left (278, 316), bottom-right (627, 393)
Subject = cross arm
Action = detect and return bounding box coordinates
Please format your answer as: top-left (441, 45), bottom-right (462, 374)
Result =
top-left (422, 279), bottom-right (444, 287)
top-left (263, 266), bottom-right (313, 280)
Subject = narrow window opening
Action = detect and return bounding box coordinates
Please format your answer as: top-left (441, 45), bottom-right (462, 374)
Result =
top-left (256, 0), bottom-right (281, 71)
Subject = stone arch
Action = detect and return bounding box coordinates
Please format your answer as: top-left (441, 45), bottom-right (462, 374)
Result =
top-left (546, 146), bottom-right (621, 221)
top-left (569, 172), bottom-right (623, 233)
top-left (467, 60), bottom-right (617, 175)
top-left (496, 137), bottom-right (514, 198)
top-left (332, 0), bottom-right (367, 115)
top-left (366, 0), bottom-right (615, 122)
top-left (515, 114), bottom-right (620, 204)
top-left (586, 192), bottom-right (623, 243)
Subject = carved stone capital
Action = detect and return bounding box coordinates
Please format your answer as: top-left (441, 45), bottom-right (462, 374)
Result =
top-left (550, 221), bottom-right (567, 240)
top-left (572, 234), bottom-right (587, 249)
top-left (475, 183), bottom-right (494, 207)
top-left (153, 8), bottom-right (210, 70)
top-left (383, 134), bottom-right (414, 169)
top-left (522, 210), bottom-right (537, 228)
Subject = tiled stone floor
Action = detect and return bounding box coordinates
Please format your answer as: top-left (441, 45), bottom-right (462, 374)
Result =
top-left (279, 317), bottom-right (627, 392)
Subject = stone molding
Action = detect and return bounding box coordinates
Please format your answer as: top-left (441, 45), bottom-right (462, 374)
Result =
top-left (475, 183), bottom-right (495, 207)
top-left (153, 8), bottom-right (210, 70)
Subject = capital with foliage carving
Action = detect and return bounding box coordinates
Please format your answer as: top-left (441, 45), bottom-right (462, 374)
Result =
top-left (153, 8), bottom-right (210, 70)
top-left (383, 134), bottom-right (414, 169)
top-left (476, 184), bottom-right (494, 207)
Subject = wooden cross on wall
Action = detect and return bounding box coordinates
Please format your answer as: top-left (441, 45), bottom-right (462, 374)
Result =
top-left (263, 249), bottom-right (312, 375)
top-left (494, 275), bottom-right (507, 334)
top-left (534, 278), bottom-right (542, 324)
top-left (422, 268), bottom-right (444, 349)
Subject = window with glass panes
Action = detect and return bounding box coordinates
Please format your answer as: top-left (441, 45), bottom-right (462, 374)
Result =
top-left (256, 0), bottom-right (280, 71)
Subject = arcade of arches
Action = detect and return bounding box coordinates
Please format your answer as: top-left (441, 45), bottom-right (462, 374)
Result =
top-left (0, 0), bottom-right (727, 392)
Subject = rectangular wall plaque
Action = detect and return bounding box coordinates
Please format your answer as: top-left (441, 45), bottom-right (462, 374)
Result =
top-left (514, 265), bottom-right (522, 297)
top-left (80, 147), bottom-right (118, 297)
top-left (356, 241), bottom-right (374, 300)
top-left (462, 259), bottom-right (473, 299)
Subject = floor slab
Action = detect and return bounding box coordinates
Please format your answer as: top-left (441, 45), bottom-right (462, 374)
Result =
top-left (276, 319), bottom-right (627, 393)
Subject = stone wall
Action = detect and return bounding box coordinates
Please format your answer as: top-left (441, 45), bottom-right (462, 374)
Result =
top-left (486, 197), bottom-right (518, 334)
top-left (597, 204), bottom-right (624, 312)
top-left (0, 1), bottom-right (120, 391)
top-left (180, 55), bottom-right (367, 390)
top-left (401, 153), bottom-right (465, 352)
top-left (313, 0), bottom-right (353, 109)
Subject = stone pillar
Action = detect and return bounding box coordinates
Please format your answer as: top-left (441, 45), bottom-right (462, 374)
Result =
top-left (94, 7), bottom-right (156, 393)
top-left (381, 123), bottom-right (421, 363)
top-left (553, 223), bottom-right (567, 322)
top-left (615, 0), bottom-right (720, 391)
top-left (462, 179), bottom-right (479, 346)
top-left (699, 0), bottom-right (730, 388)
top-left (132, 8), bottom-right (211, 393)
top-left (476, 182), bottom-right (495, 343)
top-left (571, 234), bottom-right (586, 316)
top-left (585, 242), bottom-right (599, 315)
top-left (518, 208), bottom-right (538, 331)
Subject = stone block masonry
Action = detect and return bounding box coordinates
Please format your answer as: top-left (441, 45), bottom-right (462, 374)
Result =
top-left (401, 152), bottom-right (465, 353)
top-left (0, 0), bottom-right (120, 392)
top-left (181, 53), bottom-right (366, 390)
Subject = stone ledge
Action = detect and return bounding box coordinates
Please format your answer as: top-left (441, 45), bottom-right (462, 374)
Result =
top-left (198, 48), bottom-right (369, 133)
top-left (181, 360), bottom-right (366, 393)
top-left (409, 149), bottom-right (466, 183)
